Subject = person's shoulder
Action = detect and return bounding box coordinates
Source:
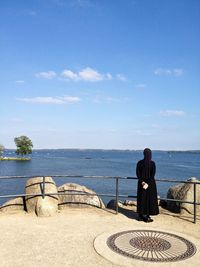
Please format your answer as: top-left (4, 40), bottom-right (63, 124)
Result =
top-left (137, 159), bottom-right (144, 165)
top-left (151, 160), bottom-right (156, 166)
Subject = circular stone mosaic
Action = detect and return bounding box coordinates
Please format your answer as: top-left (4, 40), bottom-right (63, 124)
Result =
top-left (107, 230), bottom-right (196, 262)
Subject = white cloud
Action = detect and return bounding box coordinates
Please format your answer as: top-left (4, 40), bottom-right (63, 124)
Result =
top-left (17, 96), bottom-right (81, 105)
top-left (154, 68), bottom-right (184, 77)
top-left (29, 11), bottom-right (37, 16)
top-left (154, 68), bottom-right (171, 76)
top-left (35, 71), bottom-right (57, 79)
top-left (79, 67), bottom-right (103, 81)
top-left (92, 95), bottom-right (130, 104)
top-left (106, 73), bottom-right (112, 80)
top-left (61, 70), bottom-right (79, 81)
top-left (10, 118), bottom-right (24, 122)
top-left (69, 0), bottom-right (93, 8)
top-left (160, 110), bottom-right (186, 117)
top-left (173, 68), bottom-right (184, 76)
top-left (61, 67), bottom-right (104, 82)
top-left (93, 96), bottom-right (119, 103)
top-left (106, 97), bottom-right (120, 103)
top-left (116, 74), bottom-right (127, 81)
top-left (75, 0), bottom-right (91, 7)
top-left (35, 67), bottom-right (126, 82)
top-left (135, 83), bottom-right (146, 89)
top-left (54, 0), bottom-right (93, 8)
top-left (15, 80), bottom-right (25, 84)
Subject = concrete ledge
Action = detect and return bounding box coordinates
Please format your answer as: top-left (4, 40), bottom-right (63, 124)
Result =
top-left (0, 207), bottom-right (199, 267)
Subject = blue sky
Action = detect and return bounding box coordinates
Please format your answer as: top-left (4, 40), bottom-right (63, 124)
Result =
top-left (0, 0), bottom-right (199, 150)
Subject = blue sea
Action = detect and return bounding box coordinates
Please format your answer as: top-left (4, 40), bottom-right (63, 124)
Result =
top-left (0, 149), bottom-right (200, 205)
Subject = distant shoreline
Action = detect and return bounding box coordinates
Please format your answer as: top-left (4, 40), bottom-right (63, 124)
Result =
top-left (3, 148), bottom-right (200, 153)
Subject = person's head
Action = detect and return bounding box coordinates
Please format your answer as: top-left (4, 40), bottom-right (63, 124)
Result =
top-left (143, 148), bottom-right (152, 161)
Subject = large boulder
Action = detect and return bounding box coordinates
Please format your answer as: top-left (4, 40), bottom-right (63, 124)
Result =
top-left (106, 199), bottom-right (117, 210)
top-left (35, 197), bottom-right (58, 217)
top-left (57, 183), bottom-right (105, 209)
top-left (106, 199), bottom-right (123, 210)
top-left (25, 177), bottom-right (58, 216)
top-left (0, 197), bottom-right (25, 213)
top-left (165, 183), bottom-right (184, 213)
top-left (166, 177), bottom-right (200, 214)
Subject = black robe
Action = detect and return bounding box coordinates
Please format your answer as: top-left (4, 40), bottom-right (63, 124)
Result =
top-left (136, 159), bottom-right (159, 215)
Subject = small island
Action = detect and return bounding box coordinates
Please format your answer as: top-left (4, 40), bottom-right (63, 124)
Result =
top-left (0, 157), bottom-right (31, 161)
top-left (0, 135), bottom-right (33, 161)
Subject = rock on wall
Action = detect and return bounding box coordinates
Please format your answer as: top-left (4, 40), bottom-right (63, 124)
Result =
top-left (58, 183), bottom-right (105, 209)
top-left (25, 176), bottom-right (58, 216)
top-left (166, 177), bottom-right (200, 215)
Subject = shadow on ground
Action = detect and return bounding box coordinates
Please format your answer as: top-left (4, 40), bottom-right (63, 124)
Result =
top-left (104, 201), bottom-right (200, 224)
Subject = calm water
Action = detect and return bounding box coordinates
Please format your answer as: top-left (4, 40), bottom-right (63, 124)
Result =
top-left (0, 149), bottom-right (200, 205)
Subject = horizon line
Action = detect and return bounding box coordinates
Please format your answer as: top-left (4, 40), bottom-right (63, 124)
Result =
top-left (4, 148), bottom-right (200, 152)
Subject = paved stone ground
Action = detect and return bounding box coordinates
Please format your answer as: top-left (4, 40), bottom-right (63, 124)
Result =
top-left (0, 206), bottom-right (199, 267)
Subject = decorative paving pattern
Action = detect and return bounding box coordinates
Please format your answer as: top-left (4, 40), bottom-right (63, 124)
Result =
top-left (107, 230), bottom-right (196, 262)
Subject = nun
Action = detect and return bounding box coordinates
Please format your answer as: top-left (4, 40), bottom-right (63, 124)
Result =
top-left (136, 148), bottom-right (159, 222)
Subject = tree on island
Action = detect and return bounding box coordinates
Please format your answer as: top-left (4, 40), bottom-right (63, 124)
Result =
top-left (0, 144), bottom-right (5, 157)
top-left (14, 136), bottom-right (33, 157)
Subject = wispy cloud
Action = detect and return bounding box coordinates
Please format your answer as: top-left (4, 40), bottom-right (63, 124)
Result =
top-left (54, 0), bottom-right (92, 8)
top-left (35, 67), bottom-right (127, 82)
top-left (29, 11), bottom-right (37, 16)
top-left (135, 83), bottom-right (146, 89)
top-left (160, 110), bottom-right (186, 117)
top-left (9, 118), bottom-right (24, 122)
top-left (173, 69), bottom-right (184, 76)
top-left (93, 96), bottom-right (113, 104)
top-left (61, 70), bottom-right (79, 81)
top-left (35, 71), bottom-right (57, 79)
top-left (106, 73), bottom-right (112, 80)
top-left (92, 95), bottom-right (130, 104)
top-left (154, 68), bottom-right (184, 77)
top-left (79, 67), bottom-right (103, 81)
top-left (154, 68), bottom-right (171, 76)
top-left (61, 67), bottom-right (112, 82)
top-left (15, 80), bottom-right (25, 84)
top-left (17, 96), bottom-right (81, 105)
top-left (105, 97), bottom-right (120, 103)
top-left (72, 0), bottom-right (92, 7)
top-left (116, 74), bottom-right (127, 81)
